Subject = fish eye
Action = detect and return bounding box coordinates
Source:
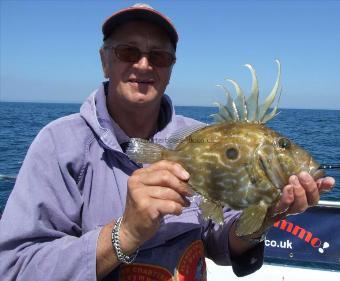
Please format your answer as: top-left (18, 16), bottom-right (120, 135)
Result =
top-left (278, 137), bottom-right (291, 149)
top-left (225, 147), bottom-right (239, 160)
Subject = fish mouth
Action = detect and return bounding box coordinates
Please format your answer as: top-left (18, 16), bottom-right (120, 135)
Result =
top-left (311, 167), bottom-right (326, 181)
top-left (308, 157), bottom-right (326, 181)
top-left (255, 146), bottom-right (326, 189)
top-left (258, 154), bottom-right (286, 190)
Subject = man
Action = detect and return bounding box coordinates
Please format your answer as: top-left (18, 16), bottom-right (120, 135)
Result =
top-left (0, 3), bottom-right (334, 281)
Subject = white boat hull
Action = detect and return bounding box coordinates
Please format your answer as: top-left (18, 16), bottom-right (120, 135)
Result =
top-left (206, 259), bottom-right (340, 281)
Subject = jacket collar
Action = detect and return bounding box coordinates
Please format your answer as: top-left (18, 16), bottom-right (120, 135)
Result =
top-left (80, 83), bottom-right (177, 152)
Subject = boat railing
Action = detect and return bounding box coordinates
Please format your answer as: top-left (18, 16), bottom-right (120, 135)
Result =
top-left (317, 200), bottom-right (340, 208)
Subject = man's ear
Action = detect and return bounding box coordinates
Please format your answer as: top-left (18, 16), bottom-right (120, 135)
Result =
top-left (99, 48), bottom-right (109, 79)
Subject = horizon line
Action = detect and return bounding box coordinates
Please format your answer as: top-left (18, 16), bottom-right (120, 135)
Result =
top-left (0, 100), bottom-right (339, 111)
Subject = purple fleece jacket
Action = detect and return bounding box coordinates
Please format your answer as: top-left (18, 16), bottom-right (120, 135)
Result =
top-left (0, 84), bottom-right (264, 280)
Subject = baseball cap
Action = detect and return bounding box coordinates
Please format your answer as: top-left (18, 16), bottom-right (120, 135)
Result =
top-left (102, 3), bottom-right (178, 49)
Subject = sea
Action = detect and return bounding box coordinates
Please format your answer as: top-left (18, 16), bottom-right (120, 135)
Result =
top-left (0, 102), bottom-right (339, 213)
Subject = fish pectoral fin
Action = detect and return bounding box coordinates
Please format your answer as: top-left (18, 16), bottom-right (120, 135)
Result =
top-left (200, 199), bottom-right (224, 224)
top-left (236, 203), bottom-right (268, 236)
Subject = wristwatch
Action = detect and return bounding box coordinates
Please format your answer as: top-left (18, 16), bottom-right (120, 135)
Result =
top-left (111, 217), bottom-right (139, 264)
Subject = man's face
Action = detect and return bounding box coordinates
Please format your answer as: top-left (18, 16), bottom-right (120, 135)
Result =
top-left (101, 21), bottom-right (175, 107)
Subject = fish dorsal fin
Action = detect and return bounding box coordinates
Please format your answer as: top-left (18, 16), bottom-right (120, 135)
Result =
top-left (166, 123), bottom-right (207, 150)
top-left (244, 64), bottom-right (259, 122)
top-left (212, 85), bottom-right (239, 123)
top-left (226, 79), bottom-right (247, 120)
top-left (258, 60), bottom-right (282, 122)
top-left (214, 60), bottom-right (281, 124)
top-left (262, 87), bottom-right (282, 123)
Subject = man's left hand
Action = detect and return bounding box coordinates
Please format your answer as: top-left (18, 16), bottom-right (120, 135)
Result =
top-left (273, 172), bottom-right (335, 217)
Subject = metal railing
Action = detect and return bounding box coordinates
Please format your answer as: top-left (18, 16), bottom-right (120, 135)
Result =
top-left (317, 200), bottom-right (340, 208)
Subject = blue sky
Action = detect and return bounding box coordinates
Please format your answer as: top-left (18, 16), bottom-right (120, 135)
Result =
top-left (1, 0), bottom-right (340, 109)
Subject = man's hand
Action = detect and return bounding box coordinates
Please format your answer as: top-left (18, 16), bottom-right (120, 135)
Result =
top-left (252, 172), bottom-right (335, 236)
top-left (119, 160), bottom-right (192, 254)
top-left (229, 172), bottom-right (335, 257)
top-left (271, 172), bottom-right (335, 218)
top-left (96, 160), bottom-right (192, 279)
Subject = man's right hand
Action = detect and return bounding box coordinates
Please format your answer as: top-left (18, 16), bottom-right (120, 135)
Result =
top-left (119, 160), bottom-right (192, 254)
top-left (96, 160), bottom-right (191, 279)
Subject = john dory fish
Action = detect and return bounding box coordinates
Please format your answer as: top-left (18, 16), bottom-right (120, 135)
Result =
top-left (127, 60), bottom-right (325, 237)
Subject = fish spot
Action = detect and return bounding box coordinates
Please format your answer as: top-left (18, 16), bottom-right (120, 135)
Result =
top-left (225, 147), bottom-right (239, 160)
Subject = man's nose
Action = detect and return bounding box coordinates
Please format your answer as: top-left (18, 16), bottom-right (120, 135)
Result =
top-left (134, 55), bottom-right (152, 70)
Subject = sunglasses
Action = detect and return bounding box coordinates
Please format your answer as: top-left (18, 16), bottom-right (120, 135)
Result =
top-left (105, 44), bottom-right (176, 67)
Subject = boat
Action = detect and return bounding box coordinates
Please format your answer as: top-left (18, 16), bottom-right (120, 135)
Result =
top-left (207, 260), bottom-right (340, 281)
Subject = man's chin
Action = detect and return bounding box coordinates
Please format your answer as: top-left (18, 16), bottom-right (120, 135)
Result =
top-left (127, 92), bottom-right (161, 106)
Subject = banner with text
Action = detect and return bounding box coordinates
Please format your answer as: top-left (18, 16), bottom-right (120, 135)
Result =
top-left (264, 206), bottom-right (340, 268)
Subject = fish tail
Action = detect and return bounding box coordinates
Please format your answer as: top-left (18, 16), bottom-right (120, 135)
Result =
top-left (126, 138), bottom-right (167, 164)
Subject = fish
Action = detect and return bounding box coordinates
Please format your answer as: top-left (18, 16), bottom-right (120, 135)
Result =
top-left (126, 60), bottom-right (325, 237)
